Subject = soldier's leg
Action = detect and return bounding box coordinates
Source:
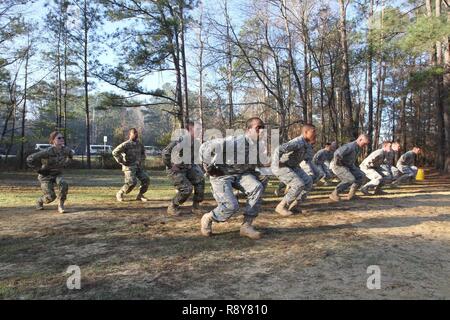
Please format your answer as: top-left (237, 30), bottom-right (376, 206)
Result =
top-left (235, 173), bottom-right (264, 239)
top-left (38, 175), bottom-right (57, 205)
top-left (360, 168), bottom-right (383, 193)
top-left (295, 167), bottom-right (313, 201)
top-left (394, 165), bottom-right (413, 185)
top-left (209, 175), bottom-right (239, 222)
top-left (316, 164), bottom-right (326, 185)
top-left (331, 164), bottom-right (355, 194)
top-left (274, 182), bottom-right (287, 196)
top-left (273, 166), bottom-right (304, 216)
top-left (135, 168), bottom-right (150, 200)
top-left (187, 165), bottom-right (205, 204)
top-left (55, 175), bottom-right (68, 213)
top-left (121, 169), bottom-right (138, 194)
top-left (169, 170), bottom-right (194, 206)
top-left (410, 166), bottom-right (418, 181)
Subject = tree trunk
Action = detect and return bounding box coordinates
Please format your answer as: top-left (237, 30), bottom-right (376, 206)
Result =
top-left (367, 0), bottom-right (374, 153)
top-left (20, 42), bottom-right (30, 169)
top-left (84, 0), bottom-right (91, 169)
top-left (179, 4), bottom-right (189, 127)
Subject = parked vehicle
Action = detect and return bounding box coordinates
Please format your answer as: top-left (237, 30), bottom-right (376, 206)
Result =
top-left (89, 145), bottom-right (112, 155)
top-left (35, 144), bottom-right (52, 151)
top-left (145, 146), bottom-right (162, 156)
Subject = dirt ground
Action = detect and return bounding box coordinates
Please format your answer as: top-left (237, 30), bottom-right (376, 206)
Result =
top-left (0, 169), bottom-right (449, 300)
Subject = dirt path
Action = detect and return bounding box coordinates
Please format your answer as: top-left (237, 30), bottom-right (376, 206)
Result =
top-left (0, 172), bottom-right (449, 299)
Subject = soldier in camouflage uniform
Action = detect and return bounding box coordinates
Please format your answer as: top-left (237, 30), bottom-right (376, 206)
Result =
top-left (271, 124), bottom-right (316, 216)
top-left (381, 141), bottom-right (401, 182)
top-left (162, 121), bottom-right (205, 216)
top-left (329, 134), bottom-right (370, 202)
top-left (312, 142), bottom-right (337, 186)
top-left (359, 141), bottom-right (393, 195)
top-left (300, 142), bottom-right (321, 184)
top-left (26, 131), bottom-right (74, 213)
top-left (199, 117), bottom-right (267, 240)
top-left (393, 146), bottom-right (421, 185)
top-left (112, 128), bottom-right (150, 202)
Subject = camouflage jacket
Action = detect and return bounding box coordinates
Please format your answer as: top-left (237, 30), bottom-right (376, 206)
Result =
top-left (360, 149), bottom-right (386, 169)
top-left (26, 146), bottom-right (74, 176)
top-left (112, 140), bottom-right (146, 170)
top-left (272, 135), bottom-right (310, 168)
top-left (397, 151), bottom-right (416, 167)
top-left (384, 150), bottom-right (396, 167)
top-left (333, 141), bottom-right (360, 167)
top-left (313, 148), bottom-right (333, 166)
top-left (162, 135), bottom-right (200, 171)
top-left (200, 134), bottom-right (262, 176)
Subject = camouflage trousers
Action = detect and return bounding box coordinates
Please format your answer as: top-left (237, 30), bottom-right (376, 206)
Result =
top-left (395, 165), bottom-right (418, 184)
top-left (315, 163), bottom-right (333, 180)
top-left (209, 173), bottom-right (267, 222)
top-left (300, 162), bottom-right (321, 184)
top-left (120, 167), bottom-right (150, 194)
top-left (331, 163), bottom-right (365, 193)
top-left (168, 164), bottom-right (205, 206)
top-left (38, 174), bottom-right (68, 203)
top-left (360, 166), bottom-right (391, 190)
top-left (272, 166), bottom-right (313, 206)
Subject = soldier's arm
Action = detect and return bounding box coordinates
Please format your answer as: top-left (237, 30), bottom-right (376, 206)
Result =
top-left (141, 144), bottom-right (146, 162)
top-left (26, 150), bottom-right (49, 169)
top-left (161, 138), bottom-right (181, 168)
top-left (63, 148), bottom-right (74, 167)
top-left (279, 139), bottom-right (302, 156)
top-left (112, 142), bottom-right (126, 165)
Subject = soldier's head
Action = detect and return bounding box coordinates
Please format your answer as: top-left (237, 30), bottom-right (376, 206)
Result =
top-left (49, 131), bottom-right (64, 147)
top-left (246, 117), bottom-right (265, 141)
top-left (391, 141), bottom-right (401, 152)
top-left (129, 128), bottom-right (138, 141)
top-left (412, 146), bottom-right (422, 155)
top-left (382, 141), bottom-right (392, 152)
top-left (186, 121), bottom-right (200, 139)
top-left (325, 142), bottom-right (336, 151)
top-left (302, 124), bottom-right (316, 144)
top-left (356, 134), bottom-right (370, 148)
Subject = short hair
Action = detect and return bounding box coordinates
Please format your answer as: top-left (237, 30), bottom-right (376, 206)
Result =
top-left (49, 131), bottom-right (62, 144)
top-left (391, 141), bottom-right (400, 145)
top-left (246, 117), bottom-right (264, 129)
top-left (129, 128), bottom-right (138, 134)
top-left (382, 141), bottom-right (392, 147)
top-left (301, 123), bottom-right (316, 134)
top-left (358, 134), bottom-right (370, 141)
top-left (186, 121), bottom-right (195, 128)
top-left (325, 142), bottom-right (332, 146)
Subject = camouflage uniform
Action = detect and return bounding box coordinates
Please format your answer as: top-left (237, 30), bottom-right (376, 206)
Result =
top-left (26, 146), bottom-right (73, 205)
top-left (312, 148), bottom-right (334, 181)
top-left (112, 139), bottom-right (149, 196)
top-left (395, 151), bottom-right (418, 184)
top-left (360, 149), bottom-right (392, 191)
top-left (162, 135), bottom-right (205, 207)
top-left (300, 143), bottom-right (321, 184)
top-left (200, 134), bottom-right (267, 222)
top-left (271, 136), bottom-right (313, 206)
top-left (381, 150), bottom-right (399, 180)
top-left (330, 141), bottom-right (365, 193)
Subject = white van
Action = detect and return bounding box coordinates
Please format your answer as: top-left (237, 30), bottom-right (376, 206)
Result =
top-left (35, 144), bottom-right (52, 151)
top-left (145, 146), bottom-right (162, 156)
top-left (90, 145), bottom-right (112, 155)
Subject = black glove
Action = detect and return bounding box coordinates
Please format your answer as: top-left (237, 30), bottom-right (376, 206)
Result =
top-left (37, 168), bottom-right (51, 175)
top-left (205, 163), bottom-right (224, 177)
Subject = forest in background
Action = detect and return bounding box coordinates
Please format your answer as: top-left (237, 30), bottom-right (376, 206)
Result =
top-left (0, 0), bottom-right (449, 170)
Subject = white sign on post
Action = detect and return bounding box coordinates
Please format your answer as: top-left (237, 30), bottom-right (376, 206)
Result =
top-left (103, 136), bottom-right (107, 143)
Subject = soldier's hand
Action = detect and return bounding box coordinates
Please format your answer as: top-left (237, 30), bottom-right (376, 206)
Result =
top-left (206, 164), bottom-right (224, 177)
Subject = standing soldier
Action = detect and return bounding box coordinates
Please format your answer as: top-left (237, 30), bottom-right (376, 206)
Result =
top-left (359, 141), bottom-right (393, 195)
top-left (329, 134), bottom-right (370, 202)
top-left (162, 121), bottom-right (205, 216)
top-left (271, 124), bottom-right (316, 216)
top-left (393, 146), bottom-right (422, 185)
top-left (27, 131), bottom-right (73, 213)
top-left (199, 117), bottom-right (267, 239)
top-left (112, 128), bottom-right (150, 202)
top-left (312, 142), bottom-right (337, 186)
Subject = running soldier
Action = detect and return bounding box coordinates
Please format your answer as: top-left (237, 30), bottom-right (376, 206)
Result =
top-left (199, 117), bottom-right (267, 239)
top-left (393, 146), bottom-right (422, 185)
top-left (359, 141), bottom-right (393, 195)
top-left (271, 124), bottom-right (316, 216)
top-left (26, 131), bottom-right (74, 213)
top-left (162, 121), bottom-right (205, 216)
top-left (312, 142), bottom-right (337, 186)
top-left (329, 134), bottom-right (370, 202)
top-left (112, 128), bottom-right (150, 202)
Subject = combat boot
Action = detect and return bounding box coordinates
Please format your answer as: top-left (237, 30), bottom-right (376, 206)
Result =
top-left (374, 187), bottom-right (387, 195)
top-left (136, 193), bottom-right (149, 202)
top-left (167, 203), bottom-right (182, 216)
top-left (116, 191), bottom-right (124, 202)
top-left (200, 212), bottom-right (214, 236)
top-left (329, 189), bottom-right (340, 202)
top-left (275, 200), bottom-right (294, 217)
top-left (36, 198), bottom-right (44, 210)
top-left (360, 186), bottom-right (370, 196)
top-left (240, 216), bottom-right (261, 240)
top-left (58, 200), bottom-right (65, 214)
top-left (288, 200), bottom-right (302, 214)
top-left (347, 184), bottom-right (359, 200)
top-left (191, 201), bottom-right (203, 214)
